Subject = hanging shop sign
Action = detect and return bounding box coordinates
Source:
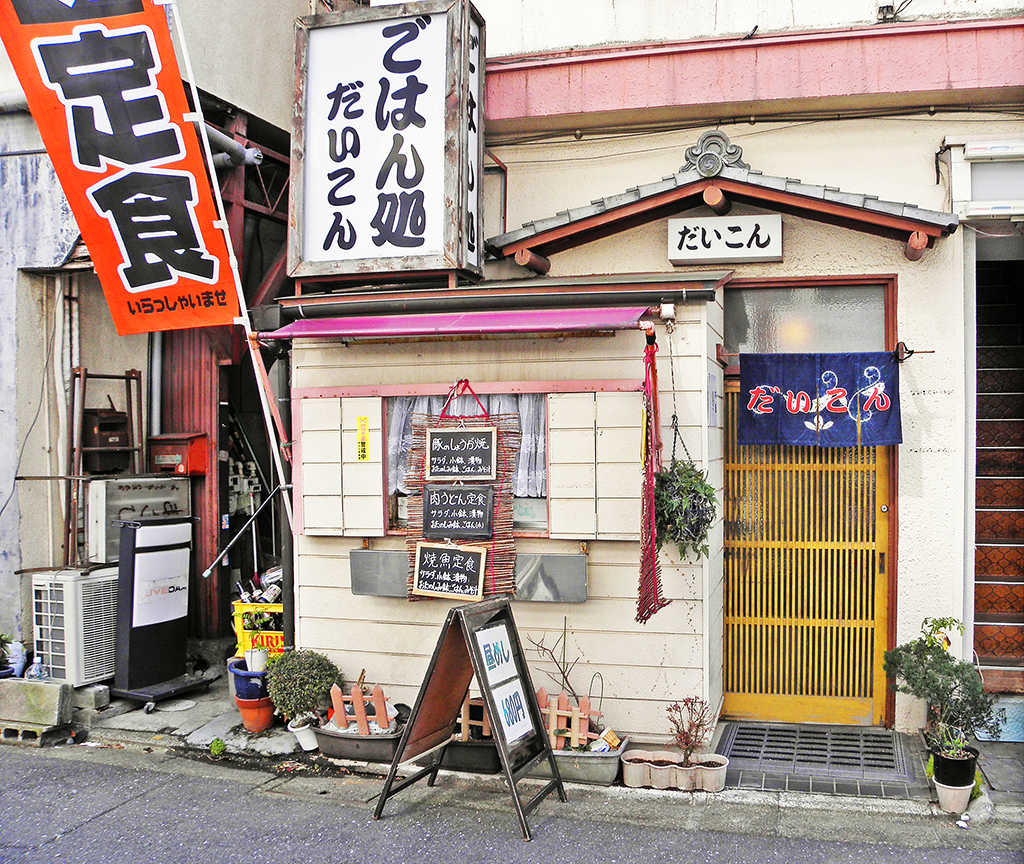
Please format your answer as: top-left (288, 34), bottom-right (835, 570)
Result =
top-left (738, 352), bottom-right (902, 447)
top-left (412, 540), bottom-right (486, 600)
top-left (0, 0), bottom-right (239, 335)
top-left (667, 214), bottom-right (782, 265)
top-left (425, 426), bottom-right (496, 480)
top-left (290, 0), bottom-right (485, 280)
top-left (423, 484), bottom-right (494, 539)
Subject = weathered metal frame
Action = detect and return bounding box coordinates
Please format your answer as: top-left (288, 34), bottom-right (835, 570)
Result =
top-left (289, 0), bottom-right (485, 281)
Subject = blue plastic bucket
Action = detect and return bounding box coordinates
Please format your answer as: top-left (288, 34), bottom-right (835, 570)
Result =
top-left (228, 658), bottom-right (268, 700)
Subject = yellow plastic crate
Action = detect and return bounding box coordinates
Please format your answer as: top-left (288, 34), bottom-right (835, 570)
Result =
top-left (232, 601), bottom-right (285, 658)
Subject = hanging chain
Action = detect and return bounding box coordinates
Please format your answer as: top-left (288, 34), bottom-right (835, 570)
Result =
top-left (665, 320), bottom-right (693, 465)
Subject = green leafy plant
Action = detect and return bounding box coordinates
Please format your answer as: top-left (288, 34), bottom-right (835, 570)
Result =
top-left (666, 696), bottom-right (715, 766)
top-left (654, 460), bottom-right (717, 560)
top-left (0, 634), bottom-right (11, 669)
top-left (883, 618), bottom-right (1004, 753)
top-left (209, 738), bottom-right (227, 759)
top-left (266, 649), bottom-right (344, 721)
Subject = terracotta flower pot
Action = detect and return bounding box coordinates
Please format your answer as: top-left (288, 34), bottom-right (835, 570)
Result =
top-left (235, 695), bottom-right (275, 733)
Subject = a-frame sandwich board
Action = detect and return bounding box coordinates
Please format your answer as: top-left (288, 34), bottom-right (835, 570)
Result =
top-left (373, 597), bottom-right (567, 841)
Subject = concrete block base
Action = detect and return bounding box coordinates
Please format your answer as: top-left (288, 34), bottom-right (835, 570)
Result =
top-left (1, 722), bottom-right (71, 747)
top-left (73, 684), bottom-right (110, 711)
top-left (0, 679), bottom-right (74, 727)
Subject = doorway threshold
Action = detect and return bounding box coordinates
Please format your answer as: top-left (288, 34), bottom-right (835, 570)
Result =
top-left (715, 721), bottom-right (932, 799)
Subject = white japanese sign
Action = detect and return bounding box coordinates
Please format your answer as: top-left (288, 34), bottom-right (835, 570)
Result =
top-left (292, 2), bottom-right (485, 280)
top-left (302, 14), bottom-right (446, 264)
top-left (491, 676), bottom-right (534, 746)
top-left (668, 214), bottom-right (783, 265)
top-left (463, 15), bottom-right (481, 269)
top-left (475, 623), bottom-right (515, 686)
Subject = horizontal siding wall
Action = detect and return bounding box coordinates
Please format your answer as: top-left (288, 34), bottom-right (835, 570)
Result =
top-left (291, 318), bottom-right (714, 740)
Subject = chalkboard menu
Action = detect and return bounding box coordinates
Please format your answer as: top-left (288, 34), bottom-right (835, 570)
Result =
top-left (426, 427), bottom-right (496, 480)
top-left (413, 541), bottom-right (487, 600)
top-left (423, 484), bottom-right (494, 540)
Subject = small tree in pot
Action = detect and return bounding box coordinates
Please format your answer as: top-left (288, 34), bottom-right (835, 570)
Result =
top-left (883, 617), bottom-right (1003, 790)
top-left (267, 649), bottom-right (344, 750)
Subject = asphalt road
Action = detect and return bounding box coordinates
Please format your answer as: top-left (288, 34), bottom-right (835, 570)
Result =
top-left (0, 744), bottom-right (1021, 864)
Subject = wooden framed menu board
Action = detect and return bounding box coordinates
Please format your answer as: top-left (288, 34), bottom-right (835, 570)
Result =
top-left (425, 427), bottom-right (496, 480)
top-left (412, 541), bottom-right (487, 600)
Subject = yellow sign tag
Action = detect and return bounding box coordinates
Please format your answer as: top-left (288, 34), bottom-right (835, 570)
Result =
top-left (357, 416), bottom-right (369, 462)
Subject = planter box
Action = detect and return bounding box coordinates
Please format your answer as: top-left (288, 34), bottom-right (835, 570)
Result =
top-left (313, 720), bottom-right (403, 763)
top-left (698, 755), bottom-right (729, 792)
top-left (529, 738), bottom-right (629, 786)
top-left (439, 739), bottom-right (503, 774)
top-left (622, 749), bottom-right (730, 791)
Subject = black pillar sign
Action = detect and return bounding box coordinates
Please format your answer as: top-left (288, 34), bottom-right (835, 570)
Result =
top-left (374, 598), bottom-right (566, 841)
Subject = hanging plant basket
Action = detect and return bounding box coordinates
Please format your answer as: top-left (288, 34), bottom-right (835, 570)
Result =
top-left (654, 460), bottom-right (716, 560)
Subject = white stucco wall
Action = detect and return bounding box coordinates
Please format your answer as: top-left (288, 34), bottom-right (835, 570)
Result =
top-left (472, 0), bottom-right (1017, 56)
top-left (0, 113), bottom-right (77, 642)
top-left (289, 317), bottom-right (717, 741)
top-left (486, 112), bottom-right (1024, 731)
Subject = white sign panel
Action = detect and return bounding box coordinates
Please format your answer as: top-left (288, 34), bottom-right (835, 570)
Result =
top-left (475, 623), bottom-right (515, 686)
top-left (131, 546), bottom-right (190, 627)
top-left (303, 13), bottom-right (447, 264)
top-left (492, 676), bottom-right (534, 746)
top-left (668, 214), bottom-right (783, 265)
top-left (463, 15), bottom-right (481, 269)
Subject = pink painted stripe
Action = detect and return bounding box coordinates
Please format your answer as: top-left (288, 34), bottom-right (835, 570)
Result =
top-left (266, 306), bottom-right (649, 339)
top-left (485, 19), bottom-right (1024, 127)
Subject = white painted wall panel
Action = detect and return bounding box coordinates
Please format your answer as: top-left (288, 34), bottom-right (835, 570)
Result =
top-left (300, 398), bottom-right (343, 532)
top-left (340, 396), bottom-right (384, 536)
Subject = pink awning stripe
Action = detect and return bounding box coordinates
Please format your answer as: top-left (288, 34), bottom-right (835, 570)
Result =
top-left (264, 307), bottom-right (650, 339)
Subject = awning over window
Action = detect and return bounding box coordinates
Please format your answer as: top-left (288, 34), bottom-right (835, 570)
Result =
top-left (262, 306), bottom-right (650, 340)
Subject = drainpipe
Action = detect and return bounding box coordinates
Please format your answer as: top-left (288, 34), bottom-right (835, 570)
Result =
top-left (274, 351), bottom-right (294, 649)
top-left (148, 331), bottom-right (163, 439)
top-left (200, 123), bottom-right (263, 169)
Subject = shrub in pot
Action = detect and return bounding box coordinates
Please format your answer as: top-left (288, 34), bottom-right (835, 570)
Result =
top-left (266, 649), bottom-right (344, 748)
top-left (883, 617), bottom-right (1004, 788)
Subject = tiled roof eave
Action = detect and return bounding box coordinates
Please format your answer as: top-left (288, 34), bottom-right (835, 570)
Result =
top-left (486, 163), bottom-right (959, 260)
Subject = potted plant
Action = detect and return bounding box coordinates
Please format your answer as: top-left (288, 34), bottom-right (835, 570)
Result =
top-left (266, 649), bottom-right (343, 751)
top-left (242, 614), bottom-right (269, 672)
top-left (883, 617), bottom-right (1004, 805)
top-left (654, 460), bottom-right (716, 560)
top-left (622, 696), bottom-right (728, 791)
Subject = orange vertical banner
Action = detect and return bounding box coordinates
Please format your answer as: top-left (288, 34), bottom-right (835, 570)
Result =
top-left (0, 0), bottom-right (239, 334)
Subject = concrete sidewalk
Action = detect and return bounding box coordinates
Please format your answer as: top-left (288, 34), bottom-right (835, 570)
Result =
top-left (64, 666), bottom-right (1024, 830)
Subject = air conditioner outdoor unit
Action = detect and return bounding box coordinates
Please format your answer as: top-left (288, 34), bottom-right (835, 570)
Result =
top-left (32, 568), bottom-right (118, 687)
top-left (81, 475), bottom-right (191, 565)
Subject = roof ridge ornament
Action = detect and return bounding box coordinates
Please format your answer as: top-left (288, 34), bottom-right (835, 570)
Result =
top-left (683, 131), bottom-right (749, 177)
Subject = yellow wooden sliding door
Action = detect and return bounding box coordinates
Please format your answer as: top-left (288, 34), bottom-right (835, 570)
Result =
top-left (724, 386), bottom-right (890, 726)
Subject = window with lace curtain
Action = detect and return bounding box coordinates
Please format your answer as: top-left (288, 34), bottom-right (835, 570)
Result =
top-left (385, 393), bottom-right (547, 531)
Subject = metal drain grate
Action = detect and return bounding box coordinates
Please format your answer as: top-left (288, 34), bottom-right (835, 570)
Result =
top-left (717, 722), bottom-right (918, 781)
